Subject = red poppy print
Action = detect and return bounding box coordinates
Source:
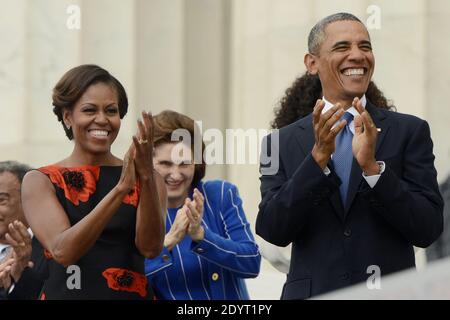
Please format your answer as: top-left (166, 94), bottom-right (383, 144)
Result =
top-left (38, 165), bottom-right (100, 206)
top-left (122, 180), bottom-right (140, 208)
top-left (102, 268), bottom-right (148, 297)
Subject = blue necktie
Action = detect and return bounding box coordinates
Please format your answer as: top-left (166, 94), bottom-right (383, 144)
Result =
top-left (332, 112), bottom-right (354, 205)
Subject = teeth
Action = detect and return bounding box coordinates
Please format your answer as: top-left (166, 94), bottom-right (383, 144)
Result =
top-left (90, 130), bottom-right (108, 137)
top-left (343, 68), bottom-right (364, 76)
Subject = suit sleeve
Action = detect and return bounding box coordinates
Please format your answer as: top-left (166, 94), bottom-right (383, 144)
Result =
top-left (8, 238), bottom-right (48, 300)
top-left (0, 288), bottom-right (7, 300)
top-left (256, 133), bottom-right (340, 246)
top-left (366, 120), bottom-right (443, 248)
top-left (191, 182), bottom-right (261, 278)
top-left (144, 246), bottom-right (174, 277)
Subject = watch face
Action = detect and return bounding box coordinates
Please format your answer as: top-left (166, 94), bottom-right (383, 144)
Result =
top-left (377, 161), bottom-right (385, 174)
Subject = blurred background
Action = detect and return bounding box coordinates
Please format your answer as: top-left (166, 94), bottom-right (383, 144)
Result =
top-left (1, 0), bottom-right (450, 299)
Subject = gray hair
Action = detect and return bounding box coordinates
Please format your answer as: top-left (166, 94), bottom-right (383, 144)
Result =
top-left (308, 13), bottom-right (366, 55)
top-left (0, 161), bottom-right (33, 183)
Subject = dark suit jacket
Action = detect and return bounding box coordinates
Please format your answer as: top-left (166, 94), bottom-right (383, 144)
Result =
top-left (256, 102), bottom-right (444, 299)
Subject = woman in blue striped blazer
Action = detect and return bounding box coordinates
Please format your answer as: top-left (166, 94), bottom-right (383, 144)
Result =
top-left (145, 110), bottom-right (261, 300)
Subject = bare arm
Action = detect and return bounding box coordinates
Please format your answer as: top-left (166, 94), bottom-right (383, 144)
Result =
top-left (135, 172), bottom-right (167, 258)
top-left (22, 146), bottom-right (137, 267)
top-left (133, 111), bottom-right (166, 258)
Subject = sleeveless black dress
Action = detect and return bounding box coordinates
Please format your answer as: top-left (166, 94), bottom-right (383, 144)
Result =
top-left (37, 165), bottom-right (153, 300)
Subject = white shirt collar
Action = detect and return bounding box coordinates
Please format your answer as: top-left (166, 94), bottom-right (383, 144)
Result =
top-left (322, 95), bottom-right (367, 133)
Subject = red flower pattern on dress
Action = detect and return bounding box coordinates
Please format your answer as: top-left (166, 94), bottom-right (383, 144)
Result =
top-left (38, 165), bottom-right (100, 206)
top-left (122, 180), bottom-right (140, 208)
top-left (102, 268), bottom-right (148, 297)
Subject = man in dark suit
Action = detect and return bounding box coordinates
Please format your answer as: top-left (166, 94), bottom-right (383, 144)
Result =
top-left (256, 12), bottom-right (443, 299)
top-left (0, 161), bottom-right (46, 299)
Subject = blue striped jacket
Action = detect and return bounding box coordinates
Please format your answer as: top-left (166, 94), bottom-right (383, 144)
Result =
top-left (145, 180), bottom-right (261, 300)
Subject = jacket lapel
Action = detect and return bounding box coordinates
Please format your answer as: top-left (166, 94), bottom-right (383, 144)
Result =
top-left (294, 115), bottom-right (315, 156)
top-left (344, 102), bottom-right (390, 217)
top-left (295, 116), bottom-right (345, 221)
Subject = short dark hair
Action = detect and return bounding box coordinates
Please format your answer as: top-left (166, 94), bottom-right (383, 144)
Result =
top-left (0, 161), bottom-right (33, 184)
top-left (308, 12), bottom-right (366, 55)
top-left (52, 64), bottom-right (128, 140)
top-left (153, 110), bottom-right (206, 187)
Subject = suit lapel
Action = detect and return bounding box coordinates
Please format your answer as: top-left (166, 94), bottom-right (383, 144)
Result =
top-left (344, 102), bottom-right (390, 217)
top-left (295, 117), bottom-right (345, 221)
top-left (294, 115), bottom-right (315, 156)
top-left (371, 105), bottom-right (390, 155)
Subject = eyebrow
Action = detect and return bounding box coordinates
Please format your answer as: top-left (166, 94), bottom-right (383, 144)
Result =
top-left (331, 40), bottom-right (372, 49)
top-left (81, 103), bottom-right (118, 108)
top-left (80, 103), bottom-right (97, 108)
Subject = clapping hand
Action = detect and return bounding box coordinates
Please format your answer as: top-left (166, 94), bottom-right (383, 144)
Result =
top-left (185, 189), bottom-right (205, 242)
top-left (0, 258), bottom-right (14, 289)
top-left (352, 97), bottom-right (379, 175)
top-left (311, 99), bottom-right (347, 169)
top-left (164, 207), bottom-right (190, 251)
top-left (118, 111), bottom-right (155, 193)
top-left (132, 111), bottom-right (155, 179)
top-left (163, 189), bottom-right (206, 249)
top-left (2, 221), bottom-right (33, 287)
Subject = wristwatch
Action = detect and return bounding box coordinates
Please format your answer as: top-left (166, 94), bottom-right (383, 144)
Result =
top-left (363, 161), bottom-right (385, 176)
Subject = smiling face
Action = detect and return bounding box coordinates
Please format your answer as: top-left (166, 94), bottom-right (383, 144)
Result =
top-left (153, 142), bottom-right (195, 208)
top-left (305, 20), bottom-right (375, 105)
top-left (0, 172), bottom-right (24, 242)
top-left (64, 82), bottom-right (121, 156)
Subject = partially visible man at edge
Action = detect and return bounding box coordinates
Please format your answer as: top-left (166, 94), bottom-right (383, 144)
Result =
top-left (0, 161), bottom-right (46, 299)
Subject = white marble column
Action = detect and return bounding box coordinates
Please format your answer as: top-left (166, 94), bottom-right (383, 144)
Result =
top-left (313, 0), bottom-right (367, 17)
top-left (368, 0), bottom-right (427, 119)
top-left (0, 0), bottom-right (27, 152)
top-left (25, 0), bottom-right (82, 164)
top-left (426, 0), bottom-right (450, 183)
top-left (0, 0), bottom-right (82, 164)
top-left (184, 0), bottom-right (230, 180)
top-left (136, 0), bottom-right (185, 116)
